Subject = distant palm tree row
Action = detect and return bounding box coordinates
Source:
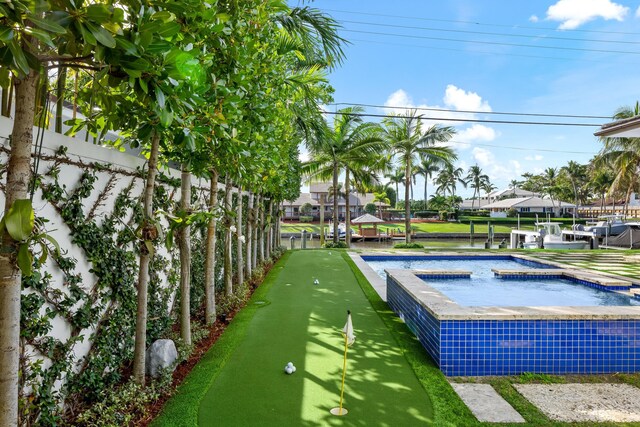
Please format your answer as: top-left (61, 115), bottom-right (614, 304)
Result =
top-left (304, 101), bottom-right (640, 245)
top-left (304, 107), bottom-right (458, 244)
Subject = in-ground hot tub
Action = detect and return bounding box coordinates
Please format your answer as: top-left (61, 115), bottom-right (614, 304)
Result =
top-left (360, 254), bottom-right (640, 376)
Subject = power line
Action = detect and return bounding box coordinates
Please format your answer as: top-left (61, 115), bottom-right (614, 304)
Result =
top-left (341, 29), bottom-right (640, 56)
top-left (328, 102), bottom-right (610, 120)
top-left (448, 140), bottom-right (596, 155)
top-left (340, 19), bottom-right (640, 46)
top-left (326, 8), bottom-right (640, 36)
top-left (322, 110), bottom-right (602, 127)
top-left (348, 37), bottom-right (619, 64)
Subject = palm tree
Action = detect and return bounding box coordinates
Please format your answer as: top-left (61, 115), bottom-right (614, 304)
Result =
top-left (381, 110), bottom-right (456, 243)
top-left (415, 158), bottom-right (441, 210)
top-left (435, 163), bottom-right (467, 202)
top-left (384, 167), bottom-right (404, 208)
top-left (304, 106), bottom-right (383, 243)
top-left (595, 102), bottom-right (640, 216)
top-left (373, 191), bottom-right (390, 219)
top-left (465, 165), bottom-right (490, 210)
top-left (509, 179), bottom-right (521, 196)
top-left (541, 167), bottom-right (559, 214)
top-left (590, 167), bottom-right (614, 215)
top-left (482, 181), bottom-right (497, 204)
top-left (560, 160), bottom-right (588, 217)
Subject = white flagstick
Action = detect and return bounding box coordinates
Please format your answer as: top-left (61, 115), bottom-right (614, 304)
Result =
top-left (331, 310), bottom-right (355, 416)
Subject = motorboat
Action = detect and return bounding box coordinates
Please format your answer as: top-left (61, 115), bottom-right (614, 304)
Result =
top-left (583, 214), bottom-right (628, 237)
top-left (536, 222), bottom-right (589, 249)
top-left (326, 222), bottom-right (347, 239)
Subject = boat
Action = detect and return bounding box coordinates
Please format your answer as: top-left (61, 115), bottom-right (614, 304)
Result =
top-left (583, 214), bottom-right (628, 237)
top-left (536, 222), bottom-right (589, 249)
top-left (326, 222), bottom-right (347, 239)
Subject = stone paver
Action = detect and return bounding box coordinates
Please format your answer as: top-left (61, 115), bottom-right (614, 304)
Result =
top-left (449, 383), bottom-right (525, 423)
top-left (514, 383), bottom-right (640, 423)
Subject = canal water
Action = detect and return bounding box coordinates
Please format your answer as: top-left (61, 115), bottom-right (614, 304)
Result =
top-left (285, 237), bottom-right (502, 250)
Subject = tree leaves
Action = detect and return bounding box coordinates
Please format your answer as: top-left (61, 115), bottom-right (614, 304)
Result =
top-left (4, 199), bottom-right (34, 242)
top-left (28, 15), bottom-right (66, 34)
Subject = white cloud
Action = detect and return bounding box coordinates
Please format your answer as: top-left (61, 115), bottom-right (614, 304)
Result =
top-left (443, 85), bottom-right (491, 112)
top-left (529, 15), bottom-right (539, 22)
top-left (472, 147), bottom-right (524, 183)
top-left (383, 86), bottom-right (493, 131)
top-left (524, 154), bottom-right (544, 161)
top-left (457, 124), bottom-right (497, 142)
top-left (545, 0), bottom-right (628, 29)
top-left (636, 6), bottom-right (640, 17)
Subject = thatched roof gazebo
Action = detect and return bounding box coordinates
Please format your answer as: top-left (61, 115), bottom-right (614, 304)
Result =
top-left (351, 213), bottom-right (385, 238)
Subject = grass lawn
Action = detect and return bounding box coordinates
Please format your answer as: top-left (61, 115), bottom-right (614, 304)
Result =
top-left (282, 221), bottom-right (516, 234)
top-left (153, 249), bottom-right (640, 426)
top-left (153, 250), bottom-right (438, 426)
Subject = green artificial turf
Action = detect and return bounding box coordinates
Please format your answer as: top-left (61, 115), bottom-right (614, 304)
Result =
top-left (194, 250), bottom-right (434, 426)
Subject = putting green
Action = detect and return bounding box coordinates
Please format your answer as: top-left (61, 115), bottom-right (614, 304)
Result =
top-left (197, 250), bottom-right (434, 426)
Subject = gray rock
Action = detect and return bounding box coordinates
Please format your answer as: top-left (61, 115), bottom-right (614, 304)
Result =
top-left (146, 339), bottom-right (178, 378)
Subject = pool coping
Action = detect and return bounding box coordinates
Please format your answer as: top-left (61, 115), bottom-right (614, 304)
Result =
top-left (352, 251), bottom-right (640, 320)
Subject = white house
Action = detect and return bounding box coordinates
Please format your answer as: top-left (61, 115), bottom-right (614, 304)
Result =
top-left (482, 196), bottom-right (576, 217)
top-left (459, 188), bottom-right (537, 210)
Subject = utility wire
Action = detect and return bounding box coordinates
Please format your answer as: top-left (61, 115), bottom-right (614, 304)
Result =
top-left (341, 29), bottom-right (640, 56)
top-left (340, 19), bottom-right (640, 45)
top-left (348, 38), bottom-right (620, 64)
top-left (325, 8), bottom-right (640, 36)
top-left (322, 110), bottom-right (602, 127)
top-left (328, 102), bottom-right (610, 120)
top-left (448, 140), bottom-right (596, 155)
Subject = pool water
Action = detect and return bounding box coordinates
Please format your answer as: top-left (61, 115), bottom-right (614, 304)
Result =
top-left (365, 257), bottom-right (545, 280)
top-left (365, 257), bottom-right (638, 307)
top-left (421, 277), bottom-right (640, 307)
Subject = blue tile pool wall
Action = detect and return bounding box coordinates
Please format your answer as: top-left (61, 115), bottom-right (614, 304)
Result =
top-left (387, 275), bottom-right (440, 364)
top-left (440, 319), bottom-right (640, 376)
top-left (387, 273), bottom-right (640, 376)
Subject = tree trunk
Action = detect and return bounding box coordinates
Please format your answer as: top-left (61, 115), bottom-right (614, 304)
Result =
top-left (54, 67), bottom-right (66, 133)
top-left (319, 194), bottom-right (325, 246)
top-left (179, 165), bottom-right (191, 346)
top-left (1, 80), bottom-right (13, 117)
top-left (245, 191), bottom-right (253, 278)
top-left (0, 70), bottom-right (38, 427)
top-left (345, 169), bottom-right (351, 248)
top-left (133, 130), bottom-right (160, 386)
top-left (265, 199), bottom-right (272, 260)
top-left (204, 170), bottom-right (218, 325)
top-left (258, 195), bottom-right (265, 263)
top-left (405, 157), bottom-right (411, 244)
top-left (252, 194), bottom-right (258, 270)
top-left (224, 177), bottom-right (233, 296)
top-left (332, 164), bottom-right (339, 243)
top-left (424, 179), bottom-right (428, 210)
top-left (236, 186), bottom-right (244, 285)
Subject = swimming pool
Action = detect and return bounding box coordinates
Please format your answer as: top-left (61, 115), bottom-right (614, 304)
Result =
top-left (357, 254), bottom-right (640, 376)
top-left (364, 255), bottom-right (639, 307)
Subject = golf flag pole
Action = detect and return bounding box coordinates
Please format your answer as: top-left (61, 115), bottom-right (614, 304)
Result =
top-left (331, 310), bottom-right (355, 416)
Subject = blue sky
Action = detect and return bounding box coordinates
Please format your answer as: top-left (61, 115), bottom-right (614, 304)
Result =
top-left (303, 0), bottom-right (640, 198)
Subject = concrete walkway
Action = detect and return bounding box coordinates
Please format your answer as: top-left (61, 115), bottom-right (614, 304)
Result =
top-left (449, 383), bottom-right (525, 423)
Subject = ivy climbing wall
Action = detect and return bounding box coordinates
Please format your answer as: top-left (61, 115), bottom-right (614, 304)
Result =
top-left (0, 117), bottom-right (230, 423)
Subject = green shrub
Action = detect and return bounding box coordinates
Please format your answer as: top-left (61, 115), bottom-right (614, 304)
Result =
top-left (414, 210), bottom-right (440, 219)
top-left (300, 202), bottom-right (312, 216)
top-left (75, 371), bottom-right (173, 427)
top-left (506, 207), bottom-right (517, 217)
top-left (364, 203), bottom-right (377, 215)
top-left (323, 241), bottom-right (348, 248)
top-left (298, 215), bottom-right (313, 222)
top-left (438, 210), bottom-right (448, 221)
top-left (393, 242), bottom-right (424, 249)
